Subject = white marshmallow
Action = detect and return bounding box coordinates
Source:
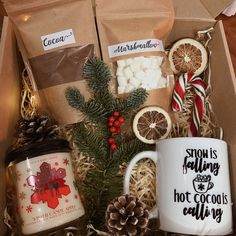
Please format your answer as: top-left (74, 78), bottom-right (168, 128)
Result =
top-left (130, 77), bottom-right (141, 87)
top-left (146, 77), bottom-right (157, 89)
top-left (153, 68), bottom-right (162, 81)
top-left (118, 86), bottom-right (126, 94)
top-left (143, 72), bottom-right (154, 87)
top-left (158, 76), bottom-right (167, 88)
top-left (123, 67), bottom-right (133, 78)
top-left (116, 56), bottom-right (165, 93)
top-left (140, 83), bottom-right (151, 90)
top-left (135, 70), bottom-right (146, 81)
top-left (150, 56), bottom-right (163, 69)
top-left (149, 78), bottom-right (160, 89)
top-left (151, 59), bottom-right (159, 69)
top-left (130, 62), bottom-right (141, 73)
top-left (125, 58), bottom-right (134, 65)
top-left (151, 57), bottom-right (157, 69)
top-left (116, 68), bottom-right (124, 77)
top-left (156, 56), bottom-right (164, 66)
top-left (117, 60), bottom-right (126, 68)
top-left (141, 58), bottom-right (151, 69)
top-left (125, 84), bottom-right (135, 93)
top-left (145, 69), bottom-right (155, 80)
top-left (134, 56), bottom-right (144, 63)
top-left (117, 76), bottom-right (128, 87)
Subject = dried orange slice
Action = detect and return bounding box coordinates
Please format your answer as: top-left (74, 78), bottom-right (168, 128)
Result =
top-left (133, 106), bottom-right (172, 144)
top-left (168, 38), bottom-right (208, 76)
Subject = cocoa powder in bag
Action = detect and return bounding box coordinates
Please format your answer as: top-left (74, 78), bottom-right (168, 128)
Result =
top-left (96, 0), bottom-right (175, 111)
top-left (29, 45), bottom-right (94, 90)
top-left (3, 0), bottom-right (100, 124)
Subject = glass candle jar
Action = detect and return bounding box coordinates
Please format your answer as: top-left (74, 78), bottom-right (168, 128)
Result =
top-left (6, 139), bottom-right (85, 235)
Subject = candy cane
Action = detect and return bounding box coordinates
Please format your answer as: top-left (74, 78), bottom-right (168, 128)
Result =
top-left (172, 73), bottom-right (192, 112)
top-left (172, 73), bottom-right (206, 137)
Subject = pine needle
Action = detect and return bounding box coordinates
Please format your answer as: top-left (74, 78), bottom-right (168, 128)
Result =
top-left (113, 139), bottom-right (147, 160)
top-left (115, 88), bottom-right (148, 114)
top-left (74, 122), bottom-right (108, 161)
top-left (65, 87), bottom-right (85, 110)
top-left (84, 57), bottom-right (111, 91)
top-left (65, 87), bottom-right (108, 122)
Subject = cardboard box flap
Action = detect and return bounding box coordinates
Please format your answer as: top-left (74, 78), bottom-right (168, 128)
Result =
top-left (200, 0), bottom-right (234, 18)
top-left (0, 16), bottom-right (20, 142)
top-left (173, 0), bottom-right (214, 20)
top-left (0, 16), bottom-right (21, 234)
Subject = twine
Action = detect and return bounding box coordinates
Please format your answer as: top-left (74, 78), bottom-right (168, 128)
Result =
top-left (20, 69), bottom-right (37, 119)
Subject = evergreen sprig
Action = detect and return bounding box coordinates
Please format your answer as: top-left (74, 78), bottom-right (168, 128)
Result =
top-left (65, 87), bottom-right (85, 109)
top-left (125, 87), bottom-right (149, 110)
top-left (81, 164), bottom-right (123, 229)
top-left (74, 122), bottom-right (108, 161)
top-left (84, 57), bottom-right (115, 112)
top-left (65, 87), bottom-right (107, 122)
top-left (65, 57), bottom-right (148, 231)
top-left (114, 88), bottom-right (148, 115)
top-left (113, 138), bottom-right (147, 160)
top-left (84, 57), bottom-right (111, 91)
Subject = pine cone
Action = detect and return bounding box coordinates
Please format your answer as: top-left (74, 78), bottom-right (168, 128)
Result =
top-left (18, 115), bottom-right (59, 144)
top-left (106, 194), bottom-right (149, 236)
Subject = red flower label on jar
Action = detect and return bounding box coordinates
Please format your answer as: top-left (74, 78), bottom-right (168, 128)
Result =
top-left (27, 162), bottom-right (71, 209)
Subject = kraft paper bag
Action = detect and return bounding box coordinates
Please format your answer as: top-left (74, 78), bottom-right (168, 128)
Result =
top-left (96, 0), bottom-right (175, 112)
top-left (3, 0), bottom-right (100, 124)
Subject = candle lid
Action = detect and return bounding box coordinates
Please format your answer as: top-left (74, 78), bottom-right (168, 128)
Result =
top-left (5, 139), bottom-right (70, 166)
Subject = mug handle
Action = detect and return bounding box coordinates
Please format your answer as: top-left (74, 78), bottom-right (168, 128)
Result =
top-left (123, 151), bottom-right (158, 219)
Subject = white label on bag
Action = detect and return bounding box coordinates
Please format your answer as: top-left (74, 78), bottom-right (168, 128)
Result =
top-left (108, 39), bottom-right (164, 58)
top-left (41, 29), bottom-right (76, 51)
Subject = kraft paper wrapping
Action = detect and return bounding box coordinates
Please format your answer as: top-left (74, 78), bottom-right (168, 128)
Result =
top-left (3, 0), bottom-right (100, 58)
top-left (96, 0), bottom-right (174, 63)
top-left (3, 0), bottom-right (99, 125)
top-left (36, 80), bottom-right (90, 125)
top-left (96, 0), bottom-right (175, 112)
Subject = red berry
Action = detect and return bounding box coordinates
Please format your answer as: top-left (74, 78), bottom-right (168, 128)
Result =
top-left (108, 137), bottom-right (115, 144)
top-left (114, 120), bottom-right (120, 127)
top-left (118, 117), bottom-right (125, 123)
top-left (110, 126), bottom-right (116, 133)
top-left (109, 116), bottom-right (115, 123)
top-left (108, 122), bottom-right (113, 127)
top-left (114, 111), bottom-right (120, 117)
top-left (111, 143), bottom-right (117, 150)
top-left (116, 127), bottom-right (121, 134)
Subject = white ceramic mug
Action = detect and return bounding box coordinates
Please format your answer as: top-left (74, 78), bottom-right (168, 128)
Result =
top-left (124, 137), bottom-right (233, 235)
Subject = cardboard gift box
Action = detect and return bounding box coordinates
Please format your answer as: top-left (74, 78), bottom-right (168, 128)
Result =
top-left (0, 0), bottom-right (235, 235)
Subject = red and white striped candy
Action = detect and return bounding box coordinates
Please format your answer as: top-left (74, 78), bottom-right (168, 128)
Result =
top-left (172, 73), bottom-right (206, 137)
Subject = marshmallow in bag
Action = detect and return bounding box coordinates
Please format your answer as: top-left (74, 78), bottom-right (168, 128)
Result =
top-left (116, 56), bottom-right (166, 94)
top-left (96, 0), bottom-right (175, 110)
